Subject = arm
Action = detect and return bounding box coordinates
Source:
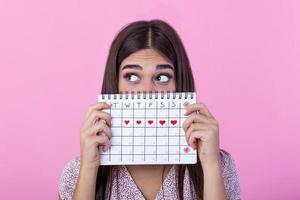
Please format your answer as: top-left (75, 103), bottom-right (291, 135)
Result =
top-left (72, 166), bottom-right (98, 200)
top-left (202, 156), bottom-right (227, 200)
top-left (73, 102), bottom-right (112, 200)
top-left (183, 102), bottom-right (227, 200)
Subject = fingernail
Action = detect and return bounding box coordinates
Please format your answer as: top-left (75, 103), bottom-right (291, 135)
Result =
top-left (184, 101), bottom-right (189, 107)
top-left (184, 109), bottom-right (188, 115)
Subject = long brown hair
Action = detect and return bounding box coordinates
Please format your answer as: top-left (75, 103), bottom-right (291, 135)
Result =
top-left (96, 19), bottom-right (204, 200)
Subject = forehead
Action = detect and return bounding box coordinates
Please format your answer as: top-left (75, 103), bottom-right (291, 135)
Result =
top-left (121, 48), bottom-right (173, 65)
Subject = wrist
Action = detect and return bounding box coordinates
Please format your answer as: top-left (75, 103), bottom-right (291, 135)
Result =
top-left (80, 159), bottom-right (100, 170)
top-left (200, 154), bottom-right (222, 171)
top-left (80, 164), bottom-right (99, 178)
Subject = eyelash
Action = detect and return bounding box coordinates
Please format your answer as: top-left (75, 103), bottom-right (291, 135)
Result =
top-left (123, 73), bottom-right (173, 83)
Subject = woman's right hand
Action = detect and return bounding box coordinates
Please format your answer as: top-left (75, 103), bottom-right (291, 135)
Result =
top-left (79, 101), bottom-right (112, 169)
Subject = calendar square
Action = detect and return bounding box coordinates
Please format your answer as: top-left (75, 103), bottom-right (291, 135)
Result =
top-left (101, 154), bottom-right (110, 162)
top-left (169, 118), bottom-right (180, 127)
top-left (122, 155), bottom-right (133, 162)
top-left (145, 154), bottom-right (156, 162)
top-left (134, 127), bottom-right (145, 136)
top-left (134, 109), bottom-right (145, 118)
top-left (134, 136), bottom-right (144, 145)
top-left (123, 128), bottom-right (133, 136)
top-left (157, 110), bottom-right (168, 118)
top-left (145, 127), bottom-right (156, 136)
top-left (169, 109), bottom-right (180, 117)
top-left (134, 145), bottom-right (145, 154)
top-left (169, 137), bottom-right (179, 145)
top-left (169, 155), bottom-right (179, 162)
top-left (110, 136), bottom-right (121, 145)
top-left (169, 128), bottom-right (180, 136)
top-left (157, 146), bottom-right (168, 154)
top-left (145, 146), bottom-right (156, 154)
top-left (169, 145), bottom-right (180, 154)
top-left (134, 119), bottom-right (144, 127)
top-left (122, 118), bottom-right (133, 127)
top-left (110, 109), bottom-right (122, 117)
top-left (157, 128), bottom-right (168, 136)
top-left (111, 154), bottom-right (121, 162)
top-left (157, 136), bottom-right (168, 145)
top-left (146, 109), bottom-right (156, 117)
top-left (122, 137), bottom-right (133, 145)
top-left (159, 155), bottom-right (168, 162)
top-left (122, 146), bottom-right (133, 154)
top-left (111, 146), bottom-right (121, 154)
top-left (134, 155), bottom-right (145, 162)
top-left (145, 119), bottom-right (156, 127)
top-left (145, 137), bottom-right (156, 145)
top-left (112, 118), bottom-right (122, 127)
top-left (122, 109), bottom-right (133, 118)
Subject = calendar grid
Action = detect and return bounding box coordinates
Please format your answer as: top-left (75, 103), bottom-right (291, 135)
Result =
top-left (98, 92), bottom-right (197, 165)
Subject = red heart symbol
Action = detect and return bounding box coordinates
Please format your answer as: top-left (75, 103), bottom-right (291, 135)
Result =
top-left (147, 120), bottom-right (153, 125)
top-left (171, 120), bottom-right (177, 125)
top-left (136, 120), bottom-right (142, 125)
top-left (159, 120), bottom-right (165, 125)
top-left (183, 147), bottom-right (190, 154)
top-left (124, 120), bottom-right (130, 125)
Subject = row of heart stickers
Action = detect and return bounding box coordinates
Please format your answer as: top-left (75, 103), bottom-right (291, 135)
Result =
top-left (121, 119), bottom-right (181, 127)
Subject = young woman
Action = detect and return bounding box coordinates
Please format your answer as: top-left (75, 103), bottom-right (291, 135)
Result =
top-left (58, 19), bottom-right (241, 200)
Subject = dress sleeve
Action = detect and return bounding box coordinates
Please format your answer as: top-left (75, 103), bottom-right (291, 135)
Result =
top-left (220, 149), bottom-right (241, 200)
top-left (58, 156), bottom-right (80, 200)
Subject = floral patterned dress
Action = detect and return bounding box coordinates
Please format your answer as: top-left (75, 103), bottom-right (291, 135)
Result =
top-left (59, 149), bottom-right (241, 200)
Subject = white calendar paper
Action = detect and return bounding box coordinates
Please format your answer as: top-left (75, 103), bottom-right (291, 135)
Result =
top-left (98, 91), bottom-right (197, 165)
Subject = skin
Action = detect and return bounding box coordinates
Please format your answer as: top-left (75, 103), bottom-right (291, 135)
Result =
top-left (61, 48), bottom-right (227, 200)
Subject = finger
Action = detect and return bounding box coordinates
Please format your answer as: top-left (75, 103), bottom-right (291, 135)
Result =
top-left (187, 129), bottom-right (212, 150)
top-left (182, 113), bottom-right (214, 132)
top-left (185, 123), bottom-right (209, 146)
top-left (85, 101), bottom-right (111, 119)
top-left (88, 122), bottom-right (112, 139)
top-left (90, 134), bottom-right (110, 151)
top-left (188, 131), bottom-right (206, 150)
top-left (184, 103), bottom-right (214, 119)
top-left (86, 110), bottom-right (112, 127)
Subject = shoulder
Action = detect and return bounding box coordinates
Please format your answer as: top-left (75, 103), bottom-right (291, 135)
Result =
top-left (58, 156), bottom-right (81, 200)
top-left (219, 149), bottom-right (241, 200)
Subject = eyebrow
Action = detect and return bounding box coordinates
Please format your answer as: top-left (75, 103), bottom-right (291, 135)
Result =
top-left (121, 64), bottom-right (174, 71)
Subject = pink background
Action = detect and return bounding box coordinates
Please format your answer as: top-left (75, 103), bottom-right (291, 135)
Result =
top-left (1, 0), bottom-right (299, 199)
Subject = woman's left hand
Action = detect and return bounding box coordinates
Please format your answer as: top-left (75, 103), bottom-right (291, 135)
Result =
top-left (182, 102), bottom-right (221, 166)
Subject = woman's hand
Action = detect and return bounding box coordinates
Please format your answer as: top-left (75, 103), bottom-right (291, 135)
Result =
top-left (182, 102), bottom-right (221, 166)
top-left (79, 102), bottom-right (112, 169)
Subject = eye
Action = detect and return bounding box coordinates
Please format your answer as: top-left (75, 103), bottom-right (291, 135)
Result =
top-left (123, 73), bottom-right (140, 82)
top-left (156, 74), bottom-right (172, 83)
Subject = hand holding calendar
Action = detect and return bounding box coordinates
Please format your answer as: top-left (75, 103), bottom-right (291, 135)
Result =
top-left (97, 91), bottom-right (197, 165)
top-left (183, 101), bottom-right (221, 165)
top-left (79, 101), bottom-right (113, 168)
